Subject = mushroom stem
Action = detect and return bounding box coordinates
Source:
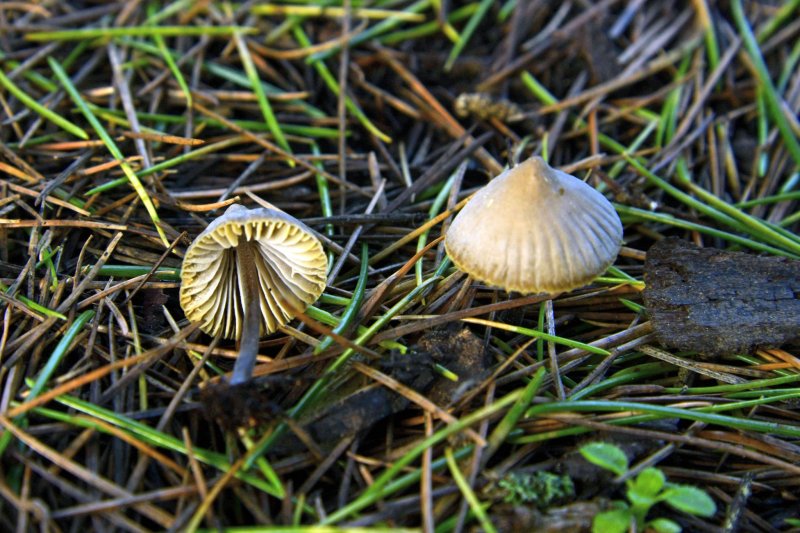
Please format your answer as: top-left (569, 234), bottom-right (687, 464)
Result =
top-left (230, 241), bottom-right (261, 386)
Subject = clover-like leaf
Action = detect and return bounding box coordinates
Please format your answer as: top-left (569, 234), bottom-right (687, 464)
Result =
top-left (579, 442), bottom-right (629, 476)
top-left (663, 485), bottom-right (716, 517)
top-left (631, 467), bottom-right (665, 498)
top-left (592, 508), bottom-right (632, 533)
top-left (649, 517), bottom-right (682, 533)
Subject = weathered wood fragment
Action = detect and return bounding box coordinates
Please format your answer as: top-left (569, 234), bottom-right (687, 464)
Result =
top-left (643, 238), bottom-right (800, 357)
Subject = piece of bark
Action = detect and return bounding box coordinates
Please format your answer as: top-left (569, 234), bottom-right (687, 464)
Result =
top-left (202, 327), bottom-right (492, 452)
top-left (643, 238), bottom-right (800, 357)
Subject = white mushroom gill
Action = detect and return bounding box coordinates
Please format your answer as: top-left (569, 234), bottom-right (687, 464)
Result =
top-left (180, 204), bottom-right (327, 340)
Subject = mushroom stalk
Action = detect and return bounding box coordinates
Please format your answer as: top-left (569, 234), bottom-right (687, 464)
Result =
top-left (230, 241), bottom-right (261, 385)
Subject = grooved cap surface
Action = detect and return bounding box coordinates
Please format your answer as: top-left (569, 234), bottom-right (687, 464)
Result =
top-left (180, 204), bottom-right (327, 339)
top-left (444, 157), bottom-right (623, 294)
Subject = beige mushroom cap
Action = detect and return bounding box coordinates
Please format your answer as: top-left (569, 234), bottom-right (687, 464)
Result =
top-left (444, 156), bottom-right (623, 294)
top-left (180, 204), bottom-right (327, 339)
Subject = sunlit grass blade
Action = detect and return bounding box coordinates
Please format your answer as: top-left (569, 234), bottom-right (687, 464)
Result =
top-left (486, 367), bottom-right (546, 458)
top-left (0, 281), bottom-right (67, 320)
top-left (308, 0), bottom-right (431, 62)
top-left (462, 318), bottom-right (611, 355)
top-left (755, 0), bottom-right (800, 42)
top-left (245, 276), bottom-right (439, 468)
top-left (382, 3), bottom-right (476, 45)
top-left (0, 50), bottom-right (58, 91)
top-left (35, 400), bottom-right (281, 496)
top-left (48, 57), bottom-right (169, 246)
top-left (674, 160), bottom-right (800, 254)
top-left (320, 388), bottom-right (523, 524)
top-left (28, 310), bottom-right (95, 399)
top-left (311, 143), bottom-right (335, 266)
top-left (694, 0), bottom-right (720, 74)
top-left (315, 244), bottom-right (369, 354)
top-left (416, 172), bottom-right (456, 286)
top-left (736, 190), bottom-right (800, 208)
top-left (445, 447), bottom-right (497, 533)
top-left (84, 135), bottom-right (250, 195)
top-left (732, 0), bottom-right (800, 167)
top-left (0, 68), bottom-right (88, 139)
top-left (88, 264), bottom-right (181, 280)
top-left (294, 27), bottom-right (392, 143)
top-left (234, 32), bottom-right (292, 158)
top-left (148, 5), bottom-right (192, 108)
top-left (656, 54), bottom-right (691, 147)
top-left (622, 154), bottom-right (800, 254)
top-left (444, 0), bottom-right (493, 71)
top-left (615, 204), bottom-right (797, 257)
top-left (26, 26), bottom-right (255, 41)
top-left (252, 4), bottom-right (425, 21)
top-left (522, 397), bottom-right (800, 440)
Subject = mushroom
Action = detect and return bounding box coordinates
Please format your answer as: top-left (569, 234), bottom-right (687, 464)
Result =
top-left (180, 204), bottom-right (327, 383)
top-left (444, 156), bottom-right (622, 294)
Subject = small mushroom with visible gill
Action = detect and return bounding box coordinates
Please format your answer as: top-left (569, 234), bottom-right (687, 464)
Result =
top-left (444, 156), bottom-right (623, 295)
top-left (180, 204), bottom-right (328, 384)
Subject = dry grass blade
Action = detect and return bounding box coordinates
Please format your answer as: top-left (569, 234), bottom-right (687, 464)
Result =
top-left (1, 1), bottom-right (798, 530)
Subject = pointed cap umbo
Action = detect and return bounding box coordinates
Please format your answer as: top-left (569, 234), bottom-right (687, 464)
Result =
top-left (444, 156), bottom-right (623, 294)
top-left (180, 204), bottom-right (328, 339)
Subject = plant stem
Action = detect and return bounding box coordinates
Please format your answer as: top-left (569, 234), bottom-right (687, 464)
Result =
top-left (230, 242), bottom-right (261, 385)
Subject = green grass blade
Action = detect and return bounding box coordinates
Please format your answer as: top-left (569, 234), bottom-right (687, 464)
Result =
top-left (85, 135), bottom-right (250, 195)
top-left (674, 160), bottom-right (800, 254)
top-left (486, 367), bottom-right (546, 457)
top-left (28, 310), bottom-right (95, 399)
top-left (732, 0), bottom-right (800, 167)
top-left (445, 447), bottom-right (497, 533)
top-left (26, 26), bottom-right (255, 41)
top-left (234, 32), bottom-right (292, 157)
top-left (381, 4), bottom-right (476, 45)
top-left (46, 397), bottom-right (280, 495)
top-left (416, 172), bottom-right (456, 286)
top-left (48, 57), bottom-right (169, 246)
top-left (0, 281), bottom-right (67, 320)
top-left (755, 0), bottom-right (800, 42)
top-left (444, 0), bottom-right (493, 71)
top-left (149, 7), bottom-right (192, 108)
top-left (88, 264), bottom-right (181, 280)
top-left (294, 27), bottom-right (392, 143)
top-left (615, 204), bottom-right (797, 257)
top-left (736, 190), bottom-right (800, 208)
top-left (463, 318), bottom-right (611, 355)
top-left (523, 398), bottom-right (800, 439)
top-left (308, 0), bottom-right (432, 62)
top-left (315, 244), bottom-right (369, 353)
top-left (0, 68), bottom-right (88, 139)
top-left (320, 388), bottom-right (523, 524)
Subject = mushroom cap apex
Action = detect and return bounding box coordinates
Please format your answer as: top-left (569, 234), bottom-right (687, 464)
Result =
top-left (444, 156), bottom-right (623, 294)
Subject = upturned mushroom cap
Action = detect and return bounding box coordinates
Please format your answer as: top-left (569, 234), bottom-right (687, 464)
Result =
top-left (180, 204), bottom-right (327, 339)
top-left (444, 156), bottom-right (622, 294)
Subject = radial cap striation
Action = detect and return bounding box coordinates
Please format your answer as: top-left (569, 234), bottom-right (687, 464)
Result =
top-left (445, 156), bottom-right (623, 294)
top-left (180, 204), bottom-right (327, 339)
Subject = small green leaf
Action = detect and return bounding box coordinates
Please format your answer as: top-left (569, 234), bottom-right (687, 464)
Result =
top-left (579, 442), bottom-right (629, 476)
top-left (627, 488), bottom-right (657, 512)
top-left (663, 485), bottom-right (716, 517)
top-left (632, 467), bottom-right (665, 498)
top-left (649, 517), bottom-right (682, 533)
top-left (592, 508), bottom-right (632, 533)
